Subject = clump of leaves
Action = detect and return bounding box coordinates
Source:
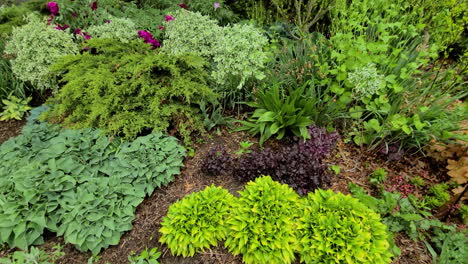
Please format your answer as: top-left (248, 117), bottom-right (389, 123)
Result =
top-left (369, 168), bottom-right (388, 185)
top-left (159, 185), bottom-right (234, 257)
top-left (0, 122), bottom-right (186, 253)
top-left (85, 16), bottom-right (138, 43)
top-left (238, 83), bottom-right (314, 145)
top-left (424, 183), bottom-right (451, 209)
top-left (128, 247), bottom-right (161, 264)
top-left (428, 228), bottom-right (468, 263)
top-left (200, 145), bottom-right (232, 176)
top-left (298, 189), bottom-right (393, 264)
top-left (45, 39), bottom-right (213, 143)
top-left (4, 14), bottom-right (78, 91)
top-left (234, 141), bottom-right (253, 155)
top-left (0, 95), bottom-right (31, 121)
top-left (225, 176), bottom-right (299, 264)
top-left (459, 204), bottom-right (468, 225)
top-left (0, 246), bottom-right (63, 264)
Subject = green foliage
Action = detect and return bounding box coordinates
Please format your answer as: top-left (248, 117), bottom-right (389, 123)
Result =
top-left (426, 228), bottom-right (468, 264)
top-left (45, 39), bottom-right (213, 143)
top-left (369, 168), bottom-right (388, 185)
top-left (0, 246), bottom-right (63, 264)
top-left (0, 42), bottom-right (28, 108)
top-left (0, 5), bottom-right (32, 38)
top-left (424, 184), bottom-right (451, 209)
top-left (85, 17), bottom-right (138, 43)
top-left (234, 141), bottom-right (254, 155)
top-left (162, 10), bottom-right (269, 107)
top-left (298, 189), bottom-right (392, 264)
top-left (4, 14), bottom-right (78, 91)
top-left (128, 247), bottom-right (161, 264)
top-left (410, 176), bottom-right (426, 187)
top-left (0, 95), bottom-right (31, 121)
top-left (0, 122), bottom-right (185, 253)
top-left (159, 186), bottom-right (234, 257)
top-left (460, 204), bottom-right (468, 225)
top-left (238, 83), bottom-right (314, 145)
top-left (225, 176), bottom-right (299, 264)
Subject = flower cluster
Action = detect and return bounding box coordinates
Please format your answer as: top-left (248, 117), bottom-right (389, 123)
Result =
top-left (386, 174), bottom-right (415, 197)
top-left (138, 30), bottom-right (160, 48)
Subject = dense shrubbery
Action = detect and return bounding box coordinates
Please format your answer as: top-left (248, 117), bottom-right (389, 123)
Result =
top-left (4, 14), bottom-right (78, 91)
top-left (85, 16), bottom-right (137, 43)
top-left (298, 189), bottom-right (393, 263)
top-left (159, 176), bottom-right (393, 263)
top-left (159, 186), bottom-right (234, 257)
top-left (45, 39), bottom-right (213, 143)
top-left (225, 176), bottom-right (299, 264)
top-left (0, 121), bottom-right (185, 253)
top-left (202, 125), bottom-right (339, 194)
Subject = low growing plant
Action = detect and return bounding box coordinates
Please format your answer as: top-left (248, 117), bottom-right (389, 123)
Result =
top-left (225, 176), bottom-right (299, 264)
top-left (369, 168), bottom-right (388, 185)
top-left (159, 186), bottom-right (234, 257)
top-left (424, 183), bottom-right (451, 209)
top-left (0, 246), bottom-right (63, 264)
top-left (298, 189), bottom-right (393, 264)
top-left (0, 95), bottom-right (31, 121)
top-left (0, 122), bottom-right (186, 253)
top-left (128, 247), bottom-right (161, 264)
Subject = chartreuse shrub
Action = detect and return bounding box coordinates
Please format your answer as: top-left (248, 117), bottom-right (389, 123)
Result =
top-left (298, 189), bottom-right (393, 263)
top-left (0, 122), bottom-right (185, 254)
top-left (45, 38), bottom-right (213, 143)
top-left (4, 14), bottom-right (78, 91)
top-left (225, 176), bottom-right (299, 264)
top-left (159, 186), bottom-right (234, 257)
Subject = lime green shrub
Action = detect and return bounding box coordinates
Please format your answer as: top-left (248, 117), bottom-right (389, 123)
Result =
top-left (159, 186), bottom-right (234, 257)
top-left (86, 17), bottom-right (138, 43)
top-left (298, 189), bottom-right (392, 264)
top-left (0, 122), bottom-right (185, 254)
top-left (45, 39), bottom-right (213, 143)
top-left (225, 176), bottom-right (299, 264)
top-left (4, 15), bottom-right (78, 91)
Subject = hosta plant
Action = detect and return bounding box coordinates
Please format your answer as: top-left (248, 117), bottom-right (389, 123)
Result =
top-left (225, 176), bottom-right (299, 264)
top-left (159, 186), bottom-right (234, 257)
top-left (0, 95), bottom-right (31, 121)
top-left (0, 122), bottom-right (185, 253)
top-left (298, 189), bottom-right (393, 264)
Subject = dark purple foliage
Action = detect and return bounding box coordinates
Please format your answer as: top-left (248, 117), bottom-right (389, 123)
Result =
top-left (379, 143), bottom-right (404, 161)
top-left (201, 146), bottom-right (232, 176)
top-left (201, 125), bottom-right (339, 194)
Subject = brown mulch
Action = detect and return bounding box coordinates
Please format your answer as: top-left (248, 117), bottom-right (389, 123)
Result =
top-left (0, 119), bottom-right (26, 145)
top-left (0, 124), bottom-right (443, 264)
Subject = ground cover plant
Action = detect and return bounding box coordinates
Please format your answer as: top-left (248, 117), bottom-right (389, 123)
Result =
top-left (0, 120), bottom-right (185, 254)
top-left (0, 0), bottom-right (467, 263)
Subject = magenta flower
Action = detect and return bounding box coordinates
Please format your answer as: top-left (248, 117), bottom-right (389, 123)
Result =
top-left (178, 3), bottom-right (188, 9)
top-left (158, 26), bottom-right (165, 30)
top-left (47, 2), bottom-right (59, 16)
top-left (91, 1), bottom-right (98, 11)
top-left (106, 20), bottom-right (111, 23)
top-left (138, 30), bottom-right (160, 49)
top-left (214, 2), bottom-right (220, 9)
top-left (165, 15), bottom-right (174, 22)
top-left (47, 15), bottom-right (54, 25)
top-left (63, 24), bottom-right (69, 29)
top-left (55, 25), bottom-right (63, 30)
top-left (74, 28), bottom-right (82, 35)
top-left (84, 33), bottom-right (91, 40)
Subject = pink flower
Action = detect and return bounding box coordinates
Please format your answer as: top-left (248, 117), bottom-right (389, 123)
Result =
top-left (214, 2), bottom-right (220, 9)
top-left (106, 20), bottom-right (111, 23)
top-left (178, 3), bottom-right (188, 9)
top-left (63, 24), bottom-right (69, 29)
top-left (47, 2), bottom-right (59, 16)
top-left (158, 26), bottom-right (165, 30)
top-left (84, 33), bottom-right (91, 40)
top-left (138, 30), bottom-right (153, 41)
top-left (74, 28), bottom-right (82, 35)
top-left (55, 25), bottom-right (63, 30)
top-left (91, 1), bottom-right (98, 11)
top-left (165, 15), bottom-right (174, 22)
top-left (47, 15), bottom-right (54, 25)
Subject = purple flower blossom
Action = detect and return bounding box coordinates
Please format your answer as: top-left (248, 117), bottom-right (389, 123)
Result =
top-left (55, 25), bottom-right (63, 30)
top-left (178, 3), bottom-right (188, 9)
top-left (91, 1), bottom-right (98, 11)
top-left (137, 30), bottom-right (160, 49)
top-left (214, 2), bottom-right (220, 9)
top-left (165, 15), bottom-right (174, 22)
top-left (47, 2), bottom-right (59, 16)
top-left (158, 26), bottom-right (165, 30)
top-left (106, 20), bottom-right (111, 23)
top-left (74, 28), bottom-right (82, 35)
top-left (84, 33), bottom-right (91, 40)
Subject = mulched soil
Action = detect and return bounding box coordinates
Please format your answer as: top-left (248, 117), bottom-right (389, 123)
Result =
top-left (0, 123), bottom-right (452, 264)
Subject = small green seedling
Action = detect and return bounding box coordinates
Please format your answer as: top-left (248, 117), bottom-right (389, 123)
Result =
top-left (128, 247), bottom-right (162, 264)
top-left (369, 168), bottom-right (387, 185)
top-left (329, 165), bottom-right (341, 175)
top-left (235, 140), bottom-right (254, 155)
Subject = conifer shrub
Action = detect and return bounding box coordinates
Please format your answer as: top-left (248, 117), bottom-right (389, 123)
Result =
top-left (225, 176), bottom-right (299, 264)
top-left (297, 189), bottom-right (393, 264)
top-left (159, 186), bottom-right (234, 257)
top-left (45, 38), bottom-right (214, 143)
top-left (4, 14), bottom-right (78, 91)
